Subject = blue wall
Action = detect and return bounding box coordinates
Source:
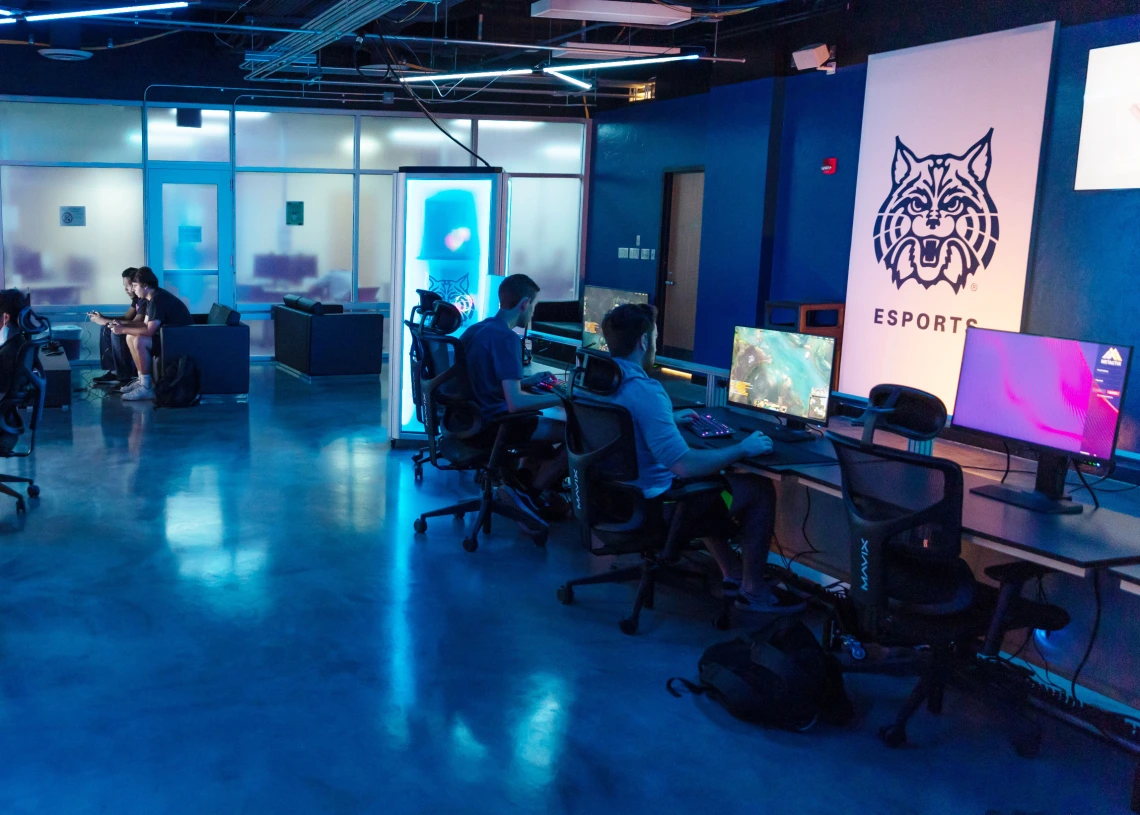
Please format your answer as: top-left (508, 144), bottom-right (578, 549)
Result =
top-left (1026, 14), bottom-right (1140, 451)
top-left (769, 65), bottom-right (866, 303)
top-left (585, 80), bottom-right (775, 367)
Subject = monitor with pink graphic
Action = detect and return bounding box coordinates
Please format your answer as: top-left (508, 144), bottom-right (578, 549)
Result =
top-left (952, 328), bottom-right (1131, 462)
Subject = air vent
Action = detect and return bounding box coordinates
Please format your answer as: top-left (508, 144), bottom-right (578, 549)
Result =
top-left (38, 48), bottom-right (93, 61)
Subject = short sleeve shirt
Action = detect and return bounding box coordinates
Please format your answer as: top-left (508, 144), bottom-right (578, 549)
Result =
top-left (608, 358), bottom-right (690, 498)
top-left (130, 295), bottom-right (148, 321)
top-left (146, 287), bottom-right (192, 329)
top-left (460, 316), bottom-right (524, 419)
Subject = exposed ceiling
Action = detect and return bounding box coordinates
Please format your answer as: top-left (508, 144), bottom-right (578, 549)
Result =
top-left (0, 0), bottom-right (1135, 114)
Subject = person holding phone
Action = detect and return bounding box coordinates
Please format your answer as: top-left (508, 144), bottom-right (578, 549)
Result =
top-left (88, 267), bottom-right (144, 386)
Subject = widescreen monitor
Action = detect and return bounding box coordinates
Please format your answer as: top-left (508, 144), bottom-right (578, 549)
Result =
top-left (581, 285), bottom-right (649, 352)
top-left (951, 328), bottom-right (1131, 463)
top-left (727, 327), bottom-right (836, 431)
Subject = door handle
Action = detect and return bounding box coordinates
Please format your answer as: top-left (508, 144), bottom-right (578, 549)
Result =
top-left (664, 280), bottom-right (676, 286)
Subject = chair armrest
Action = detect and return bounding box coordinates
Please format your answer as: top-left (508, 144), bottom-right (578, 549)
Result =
top-left (984, 561), bottom-right (1053, 587)
top-left (660, 480), bottom-right (724, 502)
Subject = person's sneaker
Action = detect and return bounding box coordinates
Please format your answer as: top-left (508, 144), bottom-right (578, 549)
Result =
top-left (734, 589), bottom-right (807, 614)
top-left (122, 385), bottom-right (155, 402)
top-left (721, 577), bottom-right (742, 597)
top-left (93, 371), bottom-right (119, 384)
top-left (495, 485), bottom-right (545, 533)
top-left (115, 379), bottom-right (142, 394)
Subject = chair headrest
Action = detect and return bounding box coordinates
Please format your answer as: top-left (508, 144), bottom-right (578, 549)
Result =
top-left (575, 349), bottom-right (623, 396)
top-left (415, 289), bottom-right (444, 311)
top-left (424, 301), bottom-right (463, 335)
top-left (282, 294), bottom-right (342, 315)
top-left (861, 384), bottom-right (947, 443)
top-left (17, 302), bottom-right (48, 336)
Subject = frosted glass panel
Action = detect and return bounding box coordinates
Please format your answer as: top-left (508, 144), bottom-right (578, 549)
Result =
top-left (477, 121), bottom-right (584, 174)
top-left (162, 183), bottom-right (218, 271)
top-left (236, 172), bottom-right (353, 303)
top-left (506, 177), bottom-right (581, 302)
top-left (249, 319), bottom-right (274, 356)
top-left (0, 101), bottom-right (142, 164)
top-left (164, 273), bottom-right (219, 313)
top-left (359, 117), bottom-right (471, 170)
top-left (235, 110), bottom-right (354, 169)
top-left (358, 174), bottom-right (394, 303)
top-left (1, 166), bottom-right (144, 305)
top-left (147, 108), bottom-right (230, 163)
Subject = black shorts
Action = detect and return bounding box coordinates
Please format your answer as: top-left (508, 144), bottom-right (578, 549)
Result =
top-left (653, 478), bottom-right (738, 542)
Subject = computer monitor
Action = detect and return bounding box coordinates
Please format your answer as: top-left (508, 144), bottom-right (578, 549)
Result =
top-left (581, 285), bottom-right (649, 352)
top-left (951, 327), bottom-right (1132, 515)
top-left (727, 326), bottom-right (836, 442)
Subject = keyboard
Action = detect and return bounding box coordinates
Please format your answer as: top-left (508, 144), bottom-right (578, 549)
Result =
top-left (685, 412), bottom-right (734, 439)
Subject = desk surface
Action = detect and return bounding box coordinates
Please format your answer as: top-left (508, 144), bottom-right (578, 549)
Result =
top-left (701, 406), bottom-right (1140, 572)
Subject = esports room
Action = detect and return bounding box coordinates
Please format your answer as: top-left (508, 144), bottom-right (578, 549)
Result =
top-left (1, 0), bottom-right (1139, 812)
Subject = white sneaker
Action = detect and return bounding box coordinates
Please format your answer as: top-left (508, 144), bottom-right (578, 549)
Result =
top-left (122, 385), bottom-right (155, 402)
top-left (118, 379), bottom-right (142, 393)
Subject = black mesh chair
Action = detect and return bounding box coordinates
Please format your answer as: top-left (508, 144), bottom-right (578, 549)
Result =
top-left (827, 385), bottom-right (1069, 753)
top-left (0, 307), bottom-right (50, 513)
top-left (556, 350), bottom-right (725, 635)
top-left (410, 302), bottom-right (549, 553)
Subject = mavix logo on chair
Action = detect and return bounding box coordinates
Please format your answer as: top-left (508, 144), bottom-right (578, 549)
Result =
top-left (839, 22), bottom-right (1056, 412)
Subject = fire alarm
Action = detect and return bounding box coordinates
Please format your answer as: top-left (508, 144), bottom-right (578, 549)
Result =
top-left (822, 157), bottom-right (837, 175)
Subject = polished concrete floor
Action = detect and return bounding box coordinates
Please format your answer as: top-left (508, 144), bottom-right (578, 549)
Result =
top-left (0, 365), bottom-right (1130, 814)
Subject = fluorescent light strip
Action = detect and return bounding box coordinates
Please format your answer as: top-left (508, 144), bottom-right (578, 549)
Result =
top-left (401, 68), bottom-right (533, 84)
top-left (545, 69), bottom-right (592, 91)
top-left (25, 2), bottom-right (189, 22)
top-left (0, 18), bottom-right (13, 24)
top-left (0, 9), bottom-right (13, 15)
top-left (546, 54), bottom-right (699, 73)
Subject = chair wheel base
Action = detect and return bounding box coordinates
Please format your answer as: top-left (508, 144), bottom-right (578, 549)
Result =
top-left (879, 725), bottom-right (907, 748)
top-left (413, 518), bottom-right (427, 535)
top-left (619, 618), bottom-right (638, 636)
top-left (462, 537), bottom-right (478, 553)
top-left (557, 585), bottom-right (574, 605)
top-left (27, 485), bottom-right (39, 499)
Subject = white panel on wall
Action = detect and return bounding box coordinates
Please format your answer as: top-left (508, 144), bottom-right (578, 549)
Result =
top-left (838, 22), bottom-right (1057, 411)
top-left (1075, 40), bottom-right (1140, 191)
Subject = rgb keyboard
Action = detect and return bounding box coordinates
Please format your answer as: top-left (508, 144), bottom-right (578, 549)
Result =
top-left (685, 413), bottom-right (734, 439)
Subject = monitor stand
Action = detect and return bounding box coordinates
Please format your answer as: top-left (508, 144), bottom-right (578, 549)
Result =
top-left (970, 452), bottom-right (1082, 515)
top-left (760, 418), bottom-right (815, 444)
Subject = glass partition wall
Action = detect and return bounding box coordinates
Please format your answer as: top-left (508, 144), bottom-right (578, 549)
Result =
top-left (0, 99), bottom-right (589, 358)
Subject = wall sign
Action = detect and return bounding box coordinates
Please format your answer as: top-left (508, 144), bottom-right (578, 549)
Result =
top-left (285, 201), bottom-right (304, 226)
top-left (838, 22), bottom-right (1056, 411)
top-left (59, 206), bottom-right (86, 227)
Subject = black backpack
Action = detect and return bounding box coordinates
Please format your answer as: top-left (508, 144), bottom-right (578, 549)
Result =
top-left (668, 617), bottom-right (853, 731)
top-left (154, 355), bottom-right (201, 409)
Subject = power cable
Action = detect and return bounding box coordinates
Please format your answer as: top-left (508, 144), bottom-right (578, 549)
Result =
top-left (1070, 569), bottom-right (1103, 705)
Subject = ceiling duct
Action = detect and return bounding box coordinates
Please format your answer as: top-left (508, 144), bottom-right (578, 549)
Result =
top-left (531, 0), bottom-right (690, 26)
top-left (552, 42), bottom-right (680, 59)
top-left (241, 0), bottom-right (423, 80)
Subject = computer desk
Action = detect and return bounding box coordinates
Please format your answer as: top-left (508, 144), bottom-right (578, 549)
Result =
top-left (696, 406), bottom-right (1140, 579)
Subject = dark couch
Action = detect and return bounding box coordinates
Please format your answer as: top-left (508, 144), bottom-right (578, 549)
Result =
top-left (159, 303), bottom-right (250, 395)
top-left (273, 296), bottom-right (384, 377)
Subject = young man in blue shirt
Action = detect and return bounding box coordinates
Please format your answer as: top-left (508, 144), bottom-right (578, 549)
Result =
top-left (460, 273), bottom-right (567, 524)
top-left (601, 303), bottom-right (804, 612)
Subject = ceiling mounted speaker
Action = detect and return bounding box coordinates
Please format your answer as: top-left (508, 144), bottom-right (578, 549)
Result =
top-left (38, 48), bottom-right (92, 61)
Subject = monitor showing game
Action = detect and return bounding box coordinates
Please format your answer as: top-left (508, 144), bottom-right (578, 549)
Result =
top-left (581, 285), bottom-right (649, 351)
top-left (951, 328), bottom-right (1131, 462)
top-left (728, 327), bottom-right (836, 426)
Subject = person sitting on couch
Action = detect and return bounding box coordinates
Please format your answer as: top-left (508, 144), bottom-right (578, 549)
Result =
top-left (88, 267), bottom-right (144, 386)
top-left (109, 267), bottom-right (192, 402)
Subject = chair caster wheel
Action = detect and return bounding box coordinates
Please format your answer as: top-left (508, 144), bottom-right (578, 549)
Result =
top-left (15, 498), bottom-right (25, 514)
top-left (619, 618), bottom-right (638, 636)
top-left (454, 512), bottom-right (465, 521)
top-left (462, 537), bottom-right (478, 553)
top-left (557, 585), bottom-right (574, 605)
top-left (1012, 730), bottom-right (1041, 758)
top-left (531, 527), bottom-right (548, 547)
top-left (414, 466), bottom-right (423, 482)
top-left (413, 518), bottom-right (427, 534)
top-left (713, 612), bottom-right (731, 631)
top-left (27, 485), bottom-right (39, 499)
top-left (879, 725), bottom-right (907, 748)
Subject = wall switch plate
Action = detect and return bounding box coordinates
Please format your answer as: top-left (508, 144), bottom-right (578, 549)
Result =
top-left (618, 247), bottom-right (629, 258)
top-left (641, 248), bottom-right (651, 260)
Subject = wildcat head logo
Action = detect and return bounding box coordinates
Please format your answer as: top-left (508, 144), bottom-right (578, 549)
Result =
top-left (874, 129), bottom-right (999, 293)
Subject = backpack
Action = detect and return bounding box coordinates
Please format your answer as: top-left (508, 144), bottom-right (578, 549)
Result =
top-left (667, 617), bottom-right (853, 731)
top-left (154, 355), bottom-right (201, 409)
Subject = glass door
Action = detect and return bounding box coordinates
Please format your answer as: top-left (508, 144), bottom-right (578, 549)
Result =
top-left (146, 166), bottom-right (234, 312)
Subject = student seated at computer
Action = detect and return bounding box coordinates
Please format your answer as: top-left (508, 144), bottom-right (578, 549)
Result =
top-left (87, 267), bottom-right (144, 386)
top-left (0, 288), bottom-right (29, 396)
top-left (460, 273), bottom-right (567, 523)
top-left (600, 303), bottom-right (804, 613)
top-left (108, 267), bottom-right (192, 402)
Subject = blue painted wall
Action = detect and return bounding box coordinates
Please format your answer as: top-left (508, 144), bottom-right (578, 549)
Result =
top-left (1025, 14), bottom-right (1140, 451)
top-left (585, 79), bottom-right (775, 367)
top-left (769, 65), bottom-right (867, 303)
